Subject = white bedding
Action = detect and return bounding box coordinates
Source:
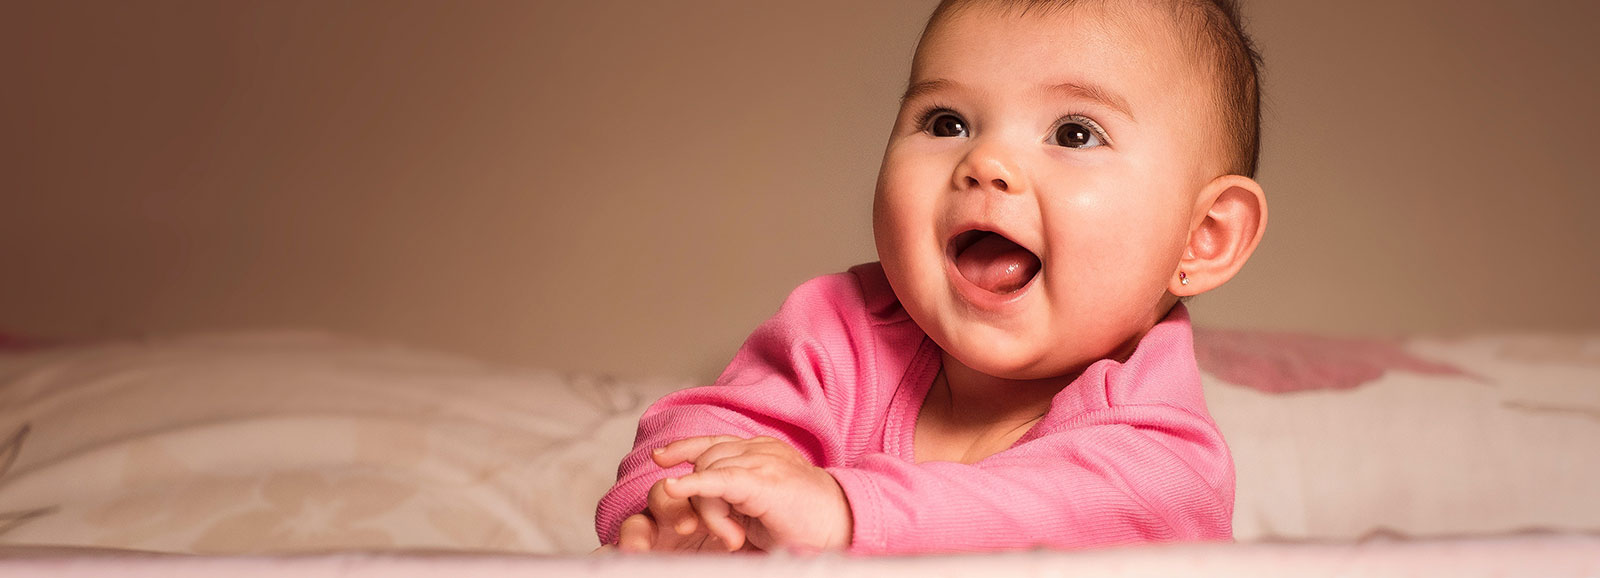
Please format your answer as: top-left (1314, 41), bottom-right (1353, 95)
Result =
top-left (4, 535), bottom-right (1599, 577)
top-left (1, 329), bottom-right (1598, 562)
top-left (0, 332), bottom-right (687, 553)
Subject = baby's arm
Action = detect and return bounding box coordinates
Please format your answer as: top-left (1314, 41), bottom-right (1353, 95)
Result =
top-left (644, 404), bottom-right (1231, 554)
top-left (594, 375), bottom-right (848, 549)
top-left (628, 406), bottom-right (1229, 554)
top-left (595, 272), bottom-right (876, 548)
top-left (830, 404), bottom-right (1233, 553)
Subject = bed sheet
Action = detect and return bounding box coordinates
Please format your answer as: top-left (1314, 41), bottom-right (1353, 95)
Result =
top-left (3, 534), bottom-right (1598, 578)
top-left (2, 329), bottom-right (1598, 555)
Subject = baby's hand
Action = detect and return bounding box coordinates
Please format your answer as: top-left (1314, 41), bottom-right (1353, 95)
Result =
top-left (616, 476), bottom-right (754, 553)
top-left (653, 435), bottom-right (853, 553)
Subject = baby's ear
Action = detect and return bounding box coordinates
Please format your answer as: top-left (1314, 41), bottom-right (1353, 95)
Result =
top-left (1170, 175), bottom-right (1267, 297)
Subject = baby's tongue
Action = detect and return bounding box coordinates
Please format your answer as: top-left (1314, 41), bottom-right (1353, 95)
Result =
top-left (954, 233), bottom-right (1040, 294)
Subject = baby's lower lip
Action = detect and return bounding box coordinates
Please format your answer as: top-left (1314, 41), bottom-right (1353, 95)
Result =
top-left (946, 230), bottom-right (1042, 295)
top-left (943, 248), bottom-right (1038, 311)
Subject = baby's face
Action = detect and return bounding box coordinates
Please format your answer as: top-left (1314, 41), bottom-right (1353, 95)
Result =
top-left (874, 3), bottom-right (1218, 380)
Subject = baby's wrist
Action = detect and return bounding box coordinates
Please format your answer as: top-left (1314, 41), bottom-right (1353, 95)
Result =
top-left (823, 471), bottom-right (854, 551)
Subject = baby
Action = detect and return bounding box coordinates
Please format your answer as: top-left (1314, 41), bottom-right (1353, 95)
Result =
top-left (597, 0), bottom-right (1266, 554)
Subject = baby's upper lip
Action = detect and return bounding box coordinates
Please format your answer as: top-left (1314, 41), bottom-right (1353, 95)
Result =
top-left (945, 220), bottom-right (1040, 261)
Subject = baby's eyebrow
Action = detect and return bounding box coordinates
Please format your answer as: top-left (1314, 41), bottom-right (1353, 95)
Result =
top-left (900, 79), bottom-right (953, 105)
top-left (901, 78), bottom-right (1135, 122)
top-left (1046, 81), bottom-right (1136, 121)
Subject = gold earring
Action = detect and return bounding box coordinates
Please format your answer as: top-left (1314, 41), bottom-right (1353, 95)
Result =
top-left (1179, 271), bottom-right (1189, 286)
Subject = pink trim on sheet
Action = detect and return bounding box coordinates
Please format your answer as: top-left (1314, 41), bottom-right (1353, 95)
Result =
top-left (1192, 329), bottom-right (1469, 394)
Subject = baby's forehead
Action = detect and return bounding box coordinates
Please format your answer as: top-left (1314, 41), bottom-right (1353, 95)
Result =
top-left (911, 0), bottom-right (1259, 178)
top-left (913, 2), bottom-right (1213, 103)
top-left (919, 1), bottom-right (1197, 66)
top-left (911, 0), bottom-right (1231, 170)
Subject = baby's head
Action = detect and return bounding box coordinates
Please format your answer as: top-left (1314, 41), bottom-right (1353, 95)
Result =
top-left (874, 0), bottom-right (1268, 381)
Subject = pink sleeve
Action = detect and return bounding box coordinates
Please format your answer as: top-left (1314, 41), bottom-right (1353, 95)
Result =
top-left (593, 272), bottom-right (888, 546)
top-left (830, 403), bottom-right (1233, 554)
top-left (594, 265), bottom-right (1233, 552)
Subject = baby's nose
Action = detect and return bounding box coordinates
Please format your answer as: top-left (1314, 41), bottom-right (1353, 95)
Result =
top-left (964, 175), bottom-right (1008, 192)
top-left (954, 136), bottom-right (1027, 194)
top-left (956, 152), bottom-right (1024, 194)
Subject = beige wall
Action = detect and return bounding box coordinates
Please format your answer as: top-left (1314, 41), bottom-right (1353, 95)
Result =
top-left (3, 1), bottom-right (1597, 382)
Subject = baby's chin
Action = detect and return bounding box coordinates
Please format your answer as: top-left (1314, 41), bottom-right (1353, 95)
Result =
top-left (940, 313), bottom-right (1165, 382)
top-left (940, 335), bottom-right (1099, 383)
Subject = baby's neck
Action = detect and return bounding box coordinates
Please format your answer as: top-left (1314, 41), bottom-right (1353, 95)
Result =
top-left (936, 353), bottom-right (1073, 427)
top-left (913, 356), bottom-right (1071, 464)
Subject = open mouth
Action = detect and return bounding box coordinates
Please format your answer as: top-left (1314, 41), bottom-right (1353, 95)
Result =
top-left (947, 229), bottom-right (1042, 295)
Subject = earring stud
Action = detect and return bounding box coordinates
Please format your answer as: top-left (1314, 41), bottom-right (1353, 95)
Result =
top-left (1179, 271), bottom-right (1189, 286)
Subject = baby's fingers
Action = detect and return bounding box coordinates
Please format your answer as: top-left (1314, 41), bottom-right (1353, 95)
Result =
top-left (664, 468), bottom-right (759, 509)
top-left (648, 478), bottom-right (699, 536)
top-left (686, 492), bottom-right (747, 552)
top-left (652, 435), bottom-right (744, 468)
top-left (617, 513), bottom-right (656, 553)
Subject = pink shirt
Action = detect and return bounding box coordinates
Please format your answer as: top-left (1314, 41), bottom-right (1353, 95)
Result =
top-left (595, 263), bottom-right (1233, 553)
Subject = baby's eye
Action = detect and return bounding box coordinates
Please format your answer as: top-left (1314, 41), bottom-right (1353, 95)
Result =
top-left (925, 112), bottom-right (969, 138)
top-left (1051, 117), bottom-right (1108, 149)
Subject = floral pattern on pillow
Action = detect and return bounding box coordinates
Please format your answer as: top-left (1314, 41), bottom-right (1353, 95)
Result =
top-left (1194, 328), bottom-right (1471, 394)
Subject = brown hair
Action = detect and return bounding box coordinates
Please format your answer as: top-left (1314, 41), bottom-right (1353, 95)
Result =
top-left (919, 0), bottom-right (1264, 178)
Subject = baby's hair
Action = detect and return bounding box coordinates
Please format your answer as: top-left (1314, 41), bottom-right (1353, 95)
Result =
top-left (919, 0), bottom-right (1264, 178)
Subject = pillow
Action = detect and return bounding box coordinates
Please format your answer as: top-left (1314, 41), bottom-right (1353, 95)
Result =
top-left (0, 331), bottom-right (687, 554)
top-left (1197, 330), bottom-right (1600, 541)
